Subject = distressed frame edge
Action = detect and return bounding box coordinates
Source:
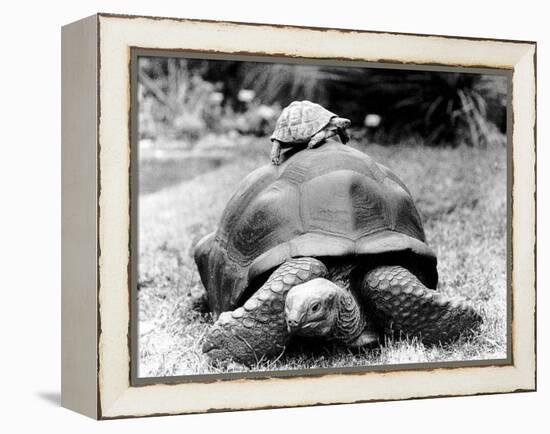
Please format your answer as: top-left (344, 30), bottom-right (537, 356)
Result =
top-left (61, 13), bottom-right (100, 419)
top-left (91, 14), bottom-right (536, 419)
top-left (95, 11), bottom-right (537, 46)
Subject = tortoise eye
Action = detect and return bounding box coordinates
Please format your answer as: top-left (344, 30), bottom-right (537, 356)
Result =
top-left (311, 303), bottom-right (320, 313)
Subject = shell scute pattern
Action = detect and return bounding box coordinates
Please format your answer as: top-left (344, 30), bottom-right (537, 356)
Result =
top-left (271, 101), bottom-right (336, 144)
top-left (195, 143), bottom-right (436, 315)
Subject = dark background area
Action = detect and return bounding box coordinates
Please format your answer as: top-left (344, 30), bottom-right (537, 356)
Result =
top-left (138, 56), bottom-right (508, 149)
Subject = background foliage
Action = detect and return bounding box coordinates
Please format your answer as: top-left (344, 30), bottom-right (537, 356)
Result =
top-left (138, 57), bottom-right (508, 147)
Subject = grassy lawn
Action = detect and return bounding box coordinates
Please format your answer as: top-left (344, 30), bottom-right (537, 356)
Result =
top-left (137, 138), bottom-right (507, 378)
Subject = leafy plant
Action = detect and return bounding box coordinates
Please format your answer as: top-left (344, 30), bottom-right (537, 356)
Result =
top-left (138, 56), bottom-right (507, 147)
top-left (360, 71), bottom-right (505, 146)
top-left (242, 63), bottom-right (507, 146)
top-left (242, 63), bottom-right (332, 106)
top-left (138, 57), bottom-right (220, 142)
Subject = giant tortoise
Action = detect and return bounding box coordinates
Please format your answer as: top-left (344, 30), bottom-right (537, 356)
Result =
top-left (194, 139), bottom-right (481, 364)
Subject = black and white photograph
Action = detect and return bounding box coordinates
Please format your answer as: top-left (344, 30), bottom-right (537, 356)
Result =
top-left (1, 0), bottom-right (546, 427)
top-left (134, 54), bottom-right (509, 379)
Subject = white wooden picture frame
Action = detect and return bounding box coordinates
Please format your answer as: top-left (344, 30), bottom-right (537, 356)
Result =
top-left (61, 13), bottom-right (536, 419)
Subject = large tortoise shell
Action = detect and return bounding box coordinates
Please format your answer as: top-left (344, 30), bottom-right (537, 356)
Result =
top-left (270, 100), bottom-right (337, 144)
top-left (195, 142), bottom-right (438, 315)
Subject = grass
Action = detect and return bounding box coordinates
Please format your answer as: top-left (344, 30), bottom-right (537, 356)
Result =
top-left (137, 137), bottom-right (507, 377)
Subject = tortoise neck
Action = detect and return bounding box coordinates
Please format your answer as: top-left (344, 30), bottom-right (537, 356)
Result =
top-left (324, 133), bottom-right (341, 144)
top-left (333, 290), bottom-right (364, 343)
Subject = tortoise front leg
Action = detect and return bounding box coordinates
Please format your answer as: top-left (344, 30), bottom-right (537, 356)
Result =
top-left (362, 266), bottom-right (482, 345)
top-left (336, 127), bottom-right (350, 144)
top-left (202, 257), bottom-right (327, 365)
top-left (270, 140), bottom-right (283, 165)
top-left (307, 130), bottom-right (329, 149)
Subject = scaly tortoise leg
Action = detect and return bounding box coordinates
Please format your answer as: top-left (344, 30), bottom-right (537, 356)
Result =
top-left (307, 130), bottom-right (328, 149)
top-left (270, 140), bottom-right (283, 165)
top-left (336, 127), bottom-right (350, 144)
top-left (202, 257), bottom-right (327, 365)
top-left (362, 266), bottom-right (482, 345)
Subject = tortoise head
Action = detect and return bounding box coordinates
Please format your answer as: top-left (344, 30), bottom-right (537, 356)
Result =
top-left (284, 278), bottom-right (340, 337)
top-left (331, 117), bottom-right (351, 129)
top-left (328, 117), bottom-right (351, 144)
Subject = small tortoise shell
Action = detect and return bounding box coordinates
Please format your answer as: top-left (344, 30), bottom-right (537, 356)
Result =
top-left (270, 101), bottom-right (337, 144)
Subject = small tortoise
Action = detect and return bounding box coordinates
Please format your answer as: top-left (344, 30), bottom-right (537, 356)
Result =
top-left (269, 100), bottom-right (351, 165)
top-left (195, 140), bottom-right (481, 364)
